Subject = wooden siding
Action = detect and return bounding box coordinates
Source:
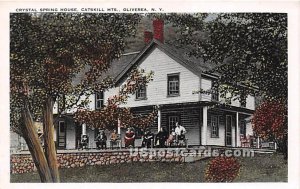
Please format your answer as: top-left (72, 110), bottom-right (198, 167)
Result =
top-left (119, 47), bottom-right (201, 108)
top-left (246, 95), bottom-right (255, 110)
top-left (160, 107), bottom-right (201, 145)
top-left (201, 78), bottom-right (212, 101)
top-left (202, 79), bottom-right (255, 110)
top-left (104, 87), bottom-right (120, 105)
top-left (206, 112), bottom-right (225, 146)
top-left (132, 106), bottom-right (201, 145)
top-left (205, 109), bottom-right (237, 146)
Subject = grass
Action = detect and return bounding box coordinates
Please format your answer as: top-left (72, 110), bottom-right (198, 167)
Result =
top-left (10, 153), bottom-right (287, 183)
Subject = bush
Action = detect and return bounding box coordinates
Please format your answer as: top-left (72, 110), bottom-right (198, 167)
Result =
top-left (205, 156), bottom-right (241, 182)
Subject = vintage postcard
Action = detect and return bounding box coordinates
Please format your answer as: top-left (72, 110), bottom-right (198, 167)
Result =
top-left (0, 1), bottom-right (299, 189)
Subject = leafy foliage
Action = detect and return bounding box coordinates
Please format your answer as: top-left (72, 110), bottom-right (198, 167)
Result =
top-left (74, 69), bottom-right (157, 129)
top-left (161, 13), bottom-right (287, 103)
top-left (252, 100), bottom-right (287, 140)
top-left (10, 13), bottom-right (142, 134)
top-left (10, 13), bottom-right (157, 182)
top-left (205, 156), bottom-right (241, 182)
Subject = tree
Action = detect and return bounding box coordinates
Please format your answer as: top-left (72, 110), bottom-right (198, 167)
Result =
top-left (252, 100), bottom-right (287, 159)
top-left (74, 68), bottom-right (157, 129)
top-left (160, 13), bottom-right (287, 156)
top-left (162, 13), bottom-right (287, 102)
top-left (10, 13), bottom-right (148, 182)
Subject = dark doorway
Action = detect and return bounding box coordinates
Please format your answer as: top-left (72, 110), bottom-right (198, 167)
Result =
top-left (57, 121), bottom-right (66, 149)
top-left (225, 115), bottom-right (232, 146)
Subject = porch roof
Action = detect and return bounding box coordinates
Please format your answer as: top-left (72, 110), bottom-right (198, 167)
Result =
top-left (130, 101), bottom-right (254, 115)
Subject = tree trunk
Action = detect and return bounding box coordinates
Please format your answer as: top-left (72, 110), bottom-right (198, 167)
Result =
top-left (21, 104), bottom-right (52, 182)
top-left (43, 97), bottom-right (60, 182)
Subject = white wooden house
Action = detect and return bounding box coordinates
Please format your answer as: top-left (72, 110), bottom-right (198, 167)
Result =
top-left (50, 20), bottom-right (255, 150)
top-left (10, 19), bottom-right (256, 151)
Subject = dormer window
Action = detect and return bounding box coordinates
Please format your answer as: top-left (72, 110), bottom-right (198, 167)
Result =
top-left (95, 91), bottom-right (104, 109)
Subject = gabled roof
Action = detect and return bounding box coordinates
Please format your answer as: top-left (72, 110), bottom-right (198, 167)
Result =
top-left (114, 39), bottom-right (218, 85)
top-left (72, 39), bottom-right (218, 87)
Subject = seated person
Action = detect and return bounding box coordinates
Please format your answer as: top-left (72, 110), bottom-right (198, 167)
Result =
top-left (155, 127), bottom-right (168, 148)
top-left (110, 129), bottom-right (119, 148)
top-left (167, 129), bottom-right (176, 147)
top-left (96, 130), bottom-right (107, 149)
top-left (110, 129), bottom-right (118, 142)
top-left (124, 127), bottom-right (135, 148)
top-left (80, 134), bottom-right (89, 149)
top-left (175, 122), bottom-right (187, 146)
top-left (142, 129), bottom-right (154, 148)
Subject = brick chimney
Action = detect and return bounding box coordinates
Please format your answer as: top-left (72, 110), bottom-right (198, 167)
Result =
top-left (144, 31), bottom-right (153, 44)
top-left (153, 19), bottom-right (164, 43)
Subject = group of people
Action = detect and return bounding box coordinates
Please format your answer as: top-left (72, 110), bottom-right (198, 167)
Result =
top-left (95, 129), bottom-right (119, 150)
top-left (142, 122), bottom-right (187, 148)
top-left (80, 122), bottom-right (187, 150)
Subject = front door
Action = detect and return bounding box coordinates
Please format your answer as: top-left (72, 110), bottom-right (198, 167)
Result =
top-left (57, 121), bottom-right (66, 149)
top-left (167, 115), bottom-right (180, 135)
top-left (225, 115), bottom-right (232, 146)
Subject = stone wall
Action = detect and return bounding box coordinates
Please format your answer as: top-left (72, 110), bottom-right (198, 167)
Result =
top-left (11, 148), bottom-right (198, 174)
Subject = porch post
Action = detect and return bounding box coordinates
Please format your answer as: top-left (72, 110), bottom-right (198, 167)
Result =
top-left (82, 123), bottom-right (86, 135)
top-left (236, 112), bottom-right (240, 147)
top-left (202, 106), bottom-right (208, 145)
top-left (117, 118), bottom-right (121, 135)
top-left (157, 106), bottom-right (161, 132)
top-left (257, 136), bottom-right (260, 148)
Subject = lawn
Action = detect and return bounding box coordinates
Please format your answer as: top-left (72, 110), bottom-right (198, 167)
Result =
top-left (10, 153), bottom-right (287, 183)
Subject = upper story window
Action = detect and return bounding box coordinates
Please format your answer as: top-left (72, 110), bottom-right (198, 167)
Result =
top-left (211, 80), bottom-right (219, 101)
top-left (95, 91), bottom-right (104, 109)
top-left (136, 85), bottom-right (147, 100)
top-left (240, 96), bottom-right (246, 108)
top-left (167, 73), bottom-right (180, 96)
top-left (211, 115), bottom-right (219, 138)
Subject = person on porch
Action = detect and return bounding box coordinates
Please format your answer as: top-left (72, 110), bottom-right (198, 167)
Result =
top-left (175, 122), bottom-right (187, 143)
top-left (110, 129), bottom-right (118, 142)
top-left (142, 129), bottom-right (154, 148)
top-left (167, 128), bottom-right (176, 147)
top-left (96, 130), bottom-right (107, 150)
top-left (80, 134), bottom-right (89, 149)
top-left (155, 127), bottom-right (168, 148)
top-left (124, 127), bottom-right (135, 148)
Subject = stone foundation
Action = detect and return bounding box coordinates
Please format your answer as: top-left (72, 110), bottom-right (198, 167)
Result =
top-left (11, 148), bottom-right (199, 174)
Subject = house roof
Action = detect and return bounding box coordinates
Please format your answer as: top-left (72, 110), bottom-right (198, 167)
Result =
top-left (72, 39), bottom-right (218, 87)
top-left (113, 39), bottom-right (218, 85)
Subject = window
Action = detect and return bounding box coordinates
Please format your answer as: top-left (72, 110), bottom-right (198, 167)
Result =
top-left (95, 91), bottom-right (104, 109)
top-left (167, 74), bottom-right (180, 96)
top-left (136, 86), bottom-right (147, 100)
top-left (240, 96), bottom-right (246, 108)
top-left (168, 115), bottom-right (179, 134)
top-left (240, 121), bottom-right (246, 137)
top-left (211, 115), bottom-right (219, 138)
top-left (211, 80), bottom-right (219, 101)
